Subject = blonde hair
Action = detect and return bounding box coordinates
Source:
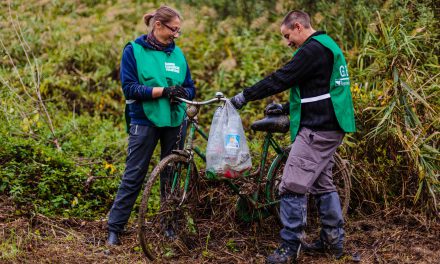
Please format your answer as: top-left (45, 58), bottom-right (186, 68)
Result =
top-left (143, 6), bottom-right (181, 28)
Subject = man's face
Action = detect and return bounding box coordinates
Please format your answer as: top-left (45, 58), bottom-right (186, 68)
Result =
top-left (280, 23), bottom-right (301, 48)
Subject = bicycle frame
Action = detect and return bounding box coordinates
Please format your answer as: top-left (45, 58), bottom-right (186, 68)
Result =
top-left (139, 94), bottom-right (352, 260)
top-left (175, 104), bottom-right (288, 211)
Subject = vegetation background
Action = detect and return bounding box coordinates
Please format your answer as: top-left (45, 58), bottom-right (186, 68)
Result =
top-left (0, 0), bottom-right (439, 262)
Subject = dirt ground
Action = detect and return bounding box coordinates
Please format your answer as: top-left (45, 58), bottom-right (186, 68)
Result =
top-left (1, 195), bottom-right (439, 264)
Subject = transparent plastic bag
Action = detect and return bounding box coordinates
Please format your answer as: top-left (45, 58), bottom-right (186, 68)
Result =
top-left (206, 100), bottom-right (252, 179)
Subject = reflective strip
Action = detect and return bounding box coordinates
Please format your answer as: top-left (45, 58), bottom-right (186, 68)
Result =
top-left (300, 93), bottom-right (330, 104)
top-left (126, 100), bottom-right (136, 104)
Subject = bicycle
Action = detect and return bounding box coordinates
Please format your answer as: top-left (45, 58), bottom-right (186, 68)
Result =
top-left (137, 92), bottom-right (351, 260)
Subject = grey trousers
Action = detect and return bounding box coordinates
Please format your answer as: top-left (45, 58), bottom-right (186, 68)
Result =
top-left (278, 127), bottom-right (345, 248)
top-left (108, 123), bottom-right (185, 233)
top-left (279, 127), bottom-right (344, 195)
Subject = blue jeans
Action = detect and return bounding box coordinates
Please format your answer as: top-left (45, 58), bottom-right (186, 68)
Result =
top-left (280, 192), bottom-right (344, 249)
top-left (108, 123), bottom-right (185, 233)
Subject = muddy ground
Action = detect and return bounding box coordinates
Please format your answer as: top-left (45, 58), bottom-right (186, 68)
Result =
top-left (1, 195), bottom-right (439, 264)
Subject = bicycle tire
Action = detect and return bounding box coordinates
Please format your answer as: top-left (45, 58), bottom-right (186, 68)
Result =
top-left (138, 154), bottom-right (199, 261)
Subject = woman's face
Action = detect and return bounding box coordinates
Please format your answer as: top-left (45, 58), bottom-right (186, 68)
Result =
top-left (154, 16), bottom-right (181, 45)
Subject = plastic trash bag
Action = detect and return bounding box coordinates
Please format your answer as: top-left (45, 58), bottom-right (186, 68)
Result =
top-left (206, 100), bottom-right (252, 179)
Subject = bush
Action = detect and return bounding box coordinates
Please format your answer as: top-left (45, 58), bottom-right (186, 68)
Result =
top-left (0, 0), bottom-right (438, 218)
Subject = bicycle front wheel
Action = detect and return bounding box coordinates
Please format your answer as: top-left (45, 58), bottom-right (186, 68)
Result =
top-left (138, 154), bottom-right (199, 261)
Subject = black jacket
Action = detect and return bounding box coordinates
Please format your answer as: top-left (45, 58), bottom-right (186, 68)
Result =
top-left (243, 31), bottom-right (341, 131)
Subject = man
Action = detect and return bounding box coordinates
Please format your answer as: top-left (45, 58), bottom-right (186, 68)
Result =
top-left (230, 10), bottom-right (356, 264)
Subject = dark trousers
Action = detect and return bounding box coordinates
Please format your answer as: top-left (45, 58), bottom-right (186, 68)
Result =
top-left (279, 127), bottom-right (345, 248)
top-left (108, 123), bottom-right (185, 233)
top-left (280, 192), bottom-right (344, 248)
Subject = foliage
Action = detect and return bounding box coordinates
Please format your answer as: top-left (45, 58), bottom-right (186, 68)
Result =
top-left (0, 114), bottom-right (126, 217)
top-left (346, 1), bottom-right (439, 213)
top-left (0, 0), bottom-right (438, 218)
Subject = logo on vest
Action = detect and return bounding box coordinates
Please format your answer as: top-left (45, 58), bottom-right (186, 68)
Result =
top-left (335, 65), bottom-right (350, 86)
top-left (165, 62), bottom-right (180, 73)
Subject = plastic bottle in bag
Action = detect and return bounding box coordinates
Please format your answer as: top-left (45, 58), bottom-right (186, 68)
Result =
top-left (209, 107), bottom-right (223, 171)
top-left (224, 115), bottom-right (241, 166)
top-left (206, 100), bottom-right (252, 179)
top-left (211, 107), bottom-right (222, 131)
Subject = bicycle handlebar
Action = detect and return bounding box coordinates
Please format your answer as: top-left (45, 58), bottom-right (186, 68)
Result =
top-left (174, 92), bottom-right (228, 106)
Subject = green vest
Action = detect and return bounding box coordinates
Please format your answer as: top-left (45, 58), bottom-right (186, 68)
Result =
top-left (289, 34), bottom-right (356, 141)
top-left (130, 41), bottom-right (187, 127)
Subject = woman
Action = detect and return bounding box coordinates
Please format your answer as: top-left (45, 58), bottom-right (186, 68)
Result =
top-left (107, 5), bottom-right (196, 245)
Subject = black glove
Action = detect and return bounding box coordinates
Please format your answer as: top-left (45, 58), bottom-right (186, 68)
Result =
top-left (281, 103), bottom-right (290, 114)
top-left (265, 102), bottom-right (290, 115)
top-left (230, 92), bottom-right (247, 110)
top-left (163, 86), bottom-right (190, 100)
top-left (173, 86), bottom-right (190, 100)
top-left (162, 86), bottom-right (173, 98)
top-left (265, 103), bottom-right (283, 115)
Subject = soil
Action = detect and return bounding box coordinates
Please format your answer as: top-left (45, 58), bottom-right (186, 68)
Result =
top-left (1, 195), bottom-right (439, 264)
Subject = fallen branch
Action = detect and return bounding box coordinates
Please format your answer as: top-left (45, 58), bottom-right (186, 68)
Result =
top-left (34, 213), bottom-right (83, 240)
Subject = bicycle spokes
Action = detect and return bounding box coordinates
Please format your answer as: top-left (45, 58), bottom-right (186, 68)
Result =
top-left (138, 154), bottom-right (198, 260)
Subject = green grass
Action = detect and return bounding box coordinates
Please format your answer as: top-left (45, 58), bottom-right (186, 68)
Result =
top-left (0, 0), bottom-right (438, 217)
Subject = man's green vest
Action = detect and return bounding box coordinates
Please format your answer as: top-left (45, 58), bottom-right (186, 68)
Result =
top-left (289, 34), bottom-right (356, 141)
top-left (130, 41), bottom-right (187, 127)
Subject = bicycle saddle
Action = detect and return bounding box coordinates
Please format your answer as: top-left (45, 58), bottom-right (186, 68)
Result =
top-left (251, 114), bottom-right (290, 134)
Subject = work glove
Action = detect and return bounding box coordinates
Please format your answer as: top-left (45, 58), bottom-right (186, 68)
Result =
top-left (171, 86), bottom-right (190, 100)
top-left (230, 92), bottom-right (247, 110)
top-left (265, 103), bottom-right (283, 115)
top-left (265, 102), bottom-right (290, 115)
top-left (162, 86), bottom-right (174, 98)
top-left (163, 86), bottom-right (190, 100)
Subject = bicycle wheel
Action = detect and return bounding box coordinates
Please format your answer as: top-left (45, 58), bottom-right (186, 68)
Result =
top-left (266, 148), bottom-right (351, 220)
top-left (332, 153), bottom-right (351, 216)
top-left (265, 150), bottom-right (288, 221)
top-left (138, 154), bottom-right (199, 261)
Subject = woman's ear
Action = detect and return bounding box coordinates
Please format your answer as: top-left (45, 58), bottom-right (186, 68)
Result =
top-left (154, 20), bottom-right (161, 29)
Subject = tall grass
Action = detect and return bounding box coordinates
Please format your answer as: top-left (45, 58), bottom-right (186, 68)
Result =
top-left (356, 10), bottom-right (439, 212)
top-left (0, 0), bottom-right (438, 216)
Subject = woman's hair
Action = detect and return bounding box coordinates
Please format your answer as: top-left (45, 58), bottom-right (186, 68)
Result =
top-left (282, 10), bottom-right (311, 29)
top-left (143, 6), bottom-right (181, 27)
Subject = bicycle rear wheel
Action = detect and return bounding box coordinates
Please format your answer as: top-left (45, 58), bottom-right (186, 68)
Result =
top-left (138, 154), bottom-right (199, 261)
top-left (266, 149), bottom-right (351, 221)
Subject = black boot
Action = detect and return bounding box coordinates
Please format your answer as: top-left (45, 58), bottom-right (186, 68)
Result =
top-left (107, 231), bottom-right (121, 245)
top-left (302, 239), bottom-right (343, 259)
top-left (266, 243), bottom-right (301, 264)
top-left (160, 215), bottom-right (177, 240)
top-left (302, 239), bottom-right (324, 254)
top-left (164, 224), bottom-right (176, 240)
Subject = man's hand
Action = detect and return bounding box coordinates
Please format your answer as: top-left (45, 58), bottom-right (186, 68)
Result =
top-left (265, 102), bottom-right (290, 115)
top-left (230, 92), bottom-right (247, 110)
top-left (265, 103), bottom-right (283, 115)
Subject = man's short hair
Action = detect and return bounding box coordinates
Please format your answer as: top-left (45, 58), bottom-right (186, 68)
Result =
top-left (282, 10), bottom-right (311, 29)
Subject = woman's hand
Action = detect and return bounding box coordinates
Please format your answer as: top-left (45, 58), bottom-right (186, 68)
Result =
top-left (163, 86), bottom-right (190, 100)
